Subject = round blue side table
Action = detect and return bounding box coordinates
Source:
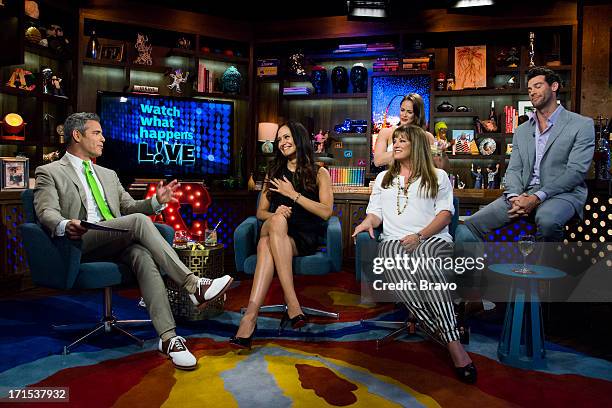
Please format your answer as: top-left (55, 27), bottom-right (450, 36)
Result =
top-left (489, 264), bottom-right (566, 369)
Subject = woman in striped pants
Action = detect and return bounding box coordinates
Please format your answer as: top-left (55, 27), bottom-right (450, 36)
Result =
top-left (353, 124), bottom-right (476, 384)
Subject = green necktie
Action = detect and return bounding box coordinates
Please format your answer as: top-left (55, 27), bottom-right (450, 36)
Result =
top-left (82, 161), bottom-right (114, 220)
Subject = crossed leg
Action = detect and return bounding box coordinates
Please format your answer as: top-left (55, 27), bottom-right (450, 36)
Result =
top-left (235, 214), bottom-right (301, 338)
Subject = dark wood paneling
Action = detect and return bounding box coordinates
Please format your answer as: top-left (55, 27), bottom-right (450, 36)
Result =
top-left (82, 3), bottom-right (253, 41)
top-left (580, 4), bottom-right (612, 117)
top-left (254, 2), bottom-right (577, 43)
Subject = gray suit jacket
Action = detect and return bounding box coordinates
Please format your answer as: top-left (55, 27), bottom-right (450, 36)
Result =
top-left (505, 106), bottom-right (595, 217)
top-left (34, 154), bottom-right (155, 236)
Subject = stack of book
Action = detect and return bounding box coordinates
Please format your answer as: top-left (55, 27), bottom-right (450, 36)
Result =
top-left (333, 43), bottom-right (367, 53)
top-left (504, 105), bottom-right (519, 133)
top-left (282, 87), bottom-right (312, 96)
top-left (402, 55), bottom-right (432, 71)
top-left (329, 166), bottom-right (366, 186)
top-left (373, 57), bottom-right (399, 72)
top-left (367, 42), bottom-right (395, 52)
top-left (197, 62), bottom-right (222, 93)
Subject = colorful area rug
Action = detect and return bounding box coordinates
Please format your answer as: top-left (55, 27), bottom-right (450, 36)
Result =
top-left (1, 271), bottom-right (611, 407)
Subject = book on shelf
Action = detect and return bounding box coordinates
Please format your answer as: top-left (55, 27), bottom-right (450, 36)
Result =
top-left (328, 166), bottom-right (366, 186)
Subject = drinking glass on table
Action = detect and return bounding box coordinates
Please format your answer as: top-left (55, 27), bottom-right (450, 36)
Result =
top-left (514, 234), bottom-right (535, 274)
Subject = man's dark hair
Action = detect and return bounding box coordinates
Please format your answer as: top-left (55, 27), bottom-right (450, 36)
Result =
top-left (64, 112), bottom-right (100, 146)
top-left (527, 66), bottom-right (563, 93)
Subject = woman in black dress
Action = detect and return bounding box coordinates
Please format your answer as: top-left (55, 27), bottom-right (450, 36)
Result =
top-left (230, 121), bottom-right (334, 349)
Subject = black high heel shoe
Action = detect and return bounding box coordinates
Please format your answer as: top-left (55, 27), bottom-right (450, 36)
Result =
top-left (454, 362), bottom-right (477, 384)
top-left (229, 323), bottom-right (257, 350)
top-left (279, 311), bottom-right (309, 333)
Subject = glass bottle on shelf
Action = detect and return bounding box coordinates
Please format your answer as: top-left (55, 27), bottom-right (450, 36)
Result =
top-left (488, 100), bottom-right (497, 126)
top-left (86, 29), bottom-right (101, 59)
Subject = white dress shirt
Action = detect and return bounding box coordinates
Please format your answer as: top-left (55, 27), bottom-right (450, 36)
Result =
top-left (55, 151), bottom-right (164, 236)
top-left (366, 168), bottom-right (455, 242)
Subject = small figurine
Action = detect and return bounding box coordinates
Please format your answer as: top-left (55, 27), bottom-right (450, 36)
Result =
top-left (50, 74), bottom-right (65, 97)
top-left (506, 47), bottom-right (520, 67)
top-left (134, 33), bottom-right (153, 66)
top-left (167, 69), bottom-right (189, 93)
top-left (487, 163), bottom-right (500, 189)
top-left (41, 67), bottom-right (53, 94)
top-left (471, 163), bottom-right (484, 189)
top-left (314, 130), bottom-right (330, 153)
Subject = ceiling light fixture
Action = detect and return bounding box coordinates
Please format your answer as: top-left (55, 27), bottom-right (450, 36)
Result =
top-left (453, 0), bottom-right (494, 8)
top-left (347, 0), bottom-right (390, 20)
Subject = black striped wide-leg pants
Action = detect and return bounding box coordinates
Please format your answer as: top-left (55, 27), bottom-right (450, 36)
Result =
top-left (378, 237), bottom-right (460, 343)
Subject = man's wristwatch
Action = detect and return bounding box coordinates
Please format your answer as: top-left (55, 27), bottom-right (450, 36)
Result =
top-left (416, 232), bottom-right (426, 243)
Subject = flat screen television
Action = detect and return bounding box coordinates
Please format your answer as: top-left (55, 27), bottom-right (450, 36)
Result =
top-left (96, 92), bottom-right (233, 183)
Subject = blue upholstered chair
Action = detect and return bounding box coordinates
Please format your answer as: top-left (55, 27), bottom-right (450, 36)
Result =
top-left (234, 192), bottom-right (342, 318)
top-left (357, 197), bottom-right (464, 347)
top-left (18, 189), bottom-right (175, 354)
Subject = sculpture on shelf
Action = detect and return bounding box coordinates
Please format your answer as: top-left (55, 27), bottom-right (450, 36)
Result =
top-left (46, 24), bottom-right (70, 56)
top-left (177, 37), bottom-right (191, 50)
top-left (287, 51), bottom-right (306, 76)
top-left (334, 119), bottom-right (367, 134)
top-left (506, 47), bottom-right (520, 67)
top-left (487, 163), bottom-right (500, 189)
top-left (350, 63), bottom-right (368, 93)
top-left (167, 69), bottom-right (189, 94)
top-left (221, 66), bottom-right (242, 94)
top-left (7, 68), bottom-right (36, 91)
top-left (528, 32), bottom-right (536, 67)
top-left (310, 66), bottom-right (328, 94)
top-left (41, 67), bottom-right (53, 94)
top-left (25, 1), bottom-right (40, 18)
top-left (479, 137), bottom-right (497, 155)
top-left (134, 33), bottom-right (153, 66)
top-left (471, 163), bottom-right (484, 189)
top-left (25, 25), bottom-right (42, 45)
top-left (331, 66), bottom-right (348, 93)
top-left (43, 150), bottom-right (60, 163)
top-left (50, 74), bottom-right (66, 97)
top-left (313, 129), bottom-right (330, 153)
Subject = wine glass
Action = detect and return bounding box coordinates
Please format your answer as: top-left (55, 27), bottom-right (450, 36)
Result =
top-left (514, 234), bottom-right (535, 274)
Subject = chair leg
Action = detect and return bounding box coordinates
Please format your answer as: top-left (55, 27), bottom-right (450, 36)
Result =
top-left (63, 323), bottom-right (106, 355)
top-left (301, 307), bottom-right (339, 319)
top-left (60, 287), bottom-right (150, 354)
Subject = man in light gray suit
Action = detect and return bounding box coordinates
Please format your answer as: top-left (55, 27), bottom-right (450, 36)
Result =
top-left (463, 67), bottom-right (595, 242)
top-left (34, 112), bottom-right (234, 370)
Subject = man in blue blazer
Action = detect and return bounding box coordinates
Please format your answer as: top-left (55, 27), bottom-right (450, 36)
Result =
top-left (464, 67), bottom-right (595, 242)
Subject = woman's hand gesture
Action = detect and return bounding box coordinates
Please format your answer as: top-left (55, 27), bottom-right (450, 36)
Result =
top-left (269, 176), bottom-right (298, 200)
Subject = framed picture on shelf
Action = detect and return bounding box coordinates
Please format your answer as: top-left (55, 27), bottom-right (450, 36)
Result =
top-left (518, 99), bottom-right (560, 116)
top-left (100, 42), bottom-right (124, 62)
top-left (452, 129), bottom-right (475, 154)
top-left (517, 101), bottom-right (535, 116)
top-left (1, 157), bottom-right (29, 191)
top-left (454, 45), bottom-right (486, 90)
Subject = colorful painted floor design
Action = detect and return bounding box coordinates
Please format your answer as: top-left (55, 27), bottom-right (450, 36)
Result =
top-left (1, 271), bottom-right (612, 407)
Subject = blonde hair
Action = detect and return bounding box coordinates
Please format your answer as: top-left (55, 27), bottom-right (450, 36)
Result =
top-left (381, 125), bottom-right (438, 199)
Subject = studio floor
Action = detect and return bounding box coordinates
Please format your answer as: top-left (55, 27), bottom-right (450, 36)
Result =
top-left (1, 271), bottom-right (612, 407)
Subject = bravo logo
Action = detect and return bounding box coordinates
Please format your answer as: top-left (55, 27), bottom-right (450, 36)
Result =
top-left (138, 141), bottom-right (196, 165)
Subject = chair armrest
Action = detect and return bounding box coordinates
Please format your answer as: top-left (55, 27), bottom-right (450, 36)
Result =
top-left (326, 216), bottom-right (342, 272)
top-left (234, 216), bottom-right (259, 272)
top-left (18, 223), bottom-right (82, 290)
top-left (155, 223), bottom-right (174, 245)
